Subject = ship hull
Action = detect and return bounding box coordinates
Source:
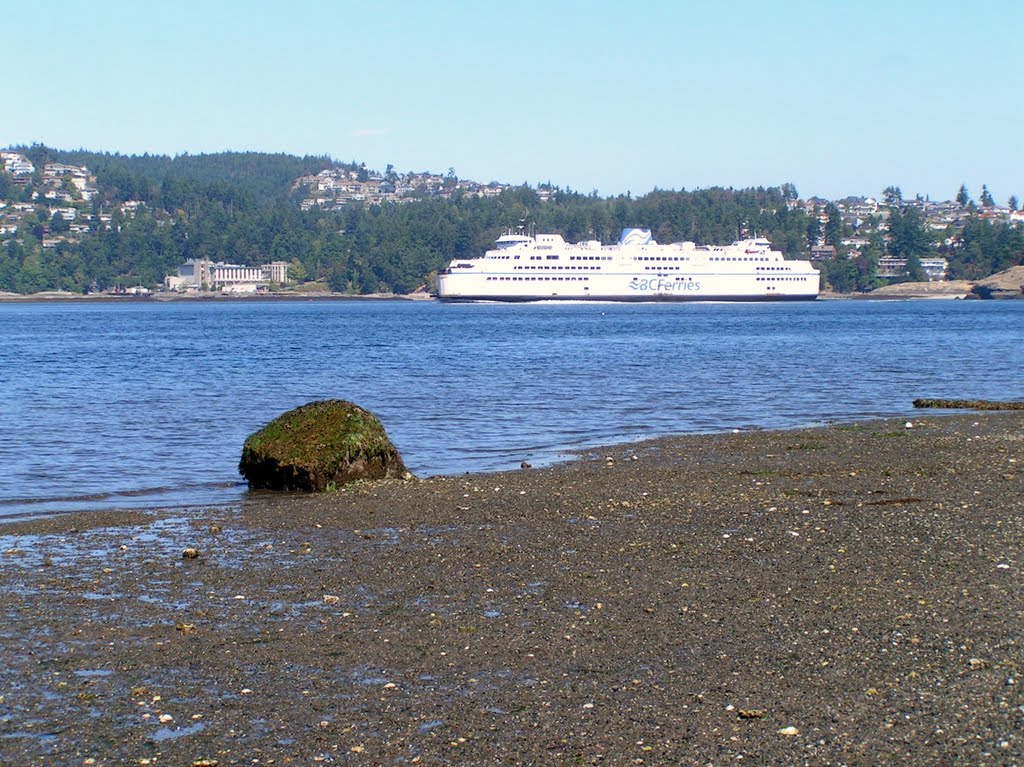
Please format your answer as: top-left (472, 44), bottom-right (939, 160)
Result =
top-left (436, 293), bottom-right (818, 303)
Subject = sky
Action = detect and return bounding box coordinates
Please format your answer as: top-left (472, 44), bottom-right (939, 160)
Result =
top-left (3, 0), bottom-right (1021, 203)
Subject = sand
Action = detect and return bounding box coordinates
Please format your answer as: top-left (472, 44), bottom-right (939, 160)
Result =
top-left (1, 413), bottom-right (1022, 765)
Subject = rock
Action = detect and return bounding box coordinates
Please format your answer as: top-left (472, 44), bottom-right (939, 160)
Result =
top-left (182, 547), bottom-right (200, 559)
top-left (869, 279), bottom-right (975, 299)
top-left (971, 266), bottom-right (1024, 299)
top-left (777, 726), bottom-right (800, 736)
top-left (238, 400), bottom-right (409, 491)
top-left (913, 398), bottom-right (1024, 411)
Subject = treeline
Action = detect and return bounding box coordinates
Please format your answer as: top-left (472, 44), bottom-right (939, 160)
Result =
top-left (2, 148), bottom-right (1022, 294)
top-left (17, 144), bottom-right (339, 204)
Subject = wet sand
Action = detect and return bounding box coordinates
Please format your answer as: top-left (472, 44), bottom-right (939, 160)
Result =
top-left (1, 414), bottom-right (1022, 765)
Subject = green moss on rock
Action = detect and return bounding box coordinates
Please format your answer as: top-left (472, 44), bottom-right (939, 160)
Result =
top-left (239, 400), bottom-right (410, 491)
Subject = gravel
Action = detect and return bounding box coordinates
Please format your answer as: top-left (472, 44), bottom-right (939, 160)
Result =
top-left (1, 413), bottom-right (1022, 765)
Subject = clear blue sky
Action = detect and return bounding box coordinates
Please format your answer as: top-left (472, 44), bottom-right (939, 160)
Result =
top-left (4, 0), bottom-right (1021, 203)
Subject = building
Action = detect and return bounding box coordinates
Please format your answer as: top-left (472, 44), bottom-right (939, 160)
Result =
top-left (164, 259), bottom-right (289, 291)
top-left (876, 257), bottom-right (948, 281)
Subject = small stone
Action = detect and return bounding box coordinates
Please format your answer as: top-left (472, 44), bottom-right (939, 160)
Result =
top-left (904, 421), bottom-right (914, 429)
top-left (777, 726), bottom-right (799, 736)
top-left (158, 714), bottom-right (173, 723)
top-left (969, 658), bottom-right (988, 670)
top-left (520, 461), bottom-right (531, 469)
top-left (182, 548), bottom-right (200, 560)
top-left (175, 622), bottom-right (196, 634)
top-left (323, 594), bottom-right (341, 605)
top-left (738, 709), bottom-right (765, 719)
top-left (209, 524), bottom-right (222, 535)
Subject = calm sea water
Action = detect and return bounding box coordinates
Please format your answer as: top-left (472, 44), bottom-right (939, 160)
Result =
top-left (1, 298), bottom-right (1022, 518)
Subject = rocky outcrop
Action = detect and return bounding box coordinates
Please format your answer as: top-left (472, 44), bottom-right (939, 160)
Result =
top-left (867, 280), bottom-right (974, 298)
top-left (913, 398), bottom-right (1024, 410)
top-left (239, 400), bottom-right (409, 491)
top-left (970, 266), bottom-right (1024, 299)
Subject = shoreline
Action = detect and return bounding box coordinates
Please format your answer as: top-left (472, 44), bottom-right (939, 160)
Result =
top-left (0, 290), bottom-right (434, 304)
top-left (0, 284), bottom-right (1012, 304)
top-left (1, 412), bottom-right (1022, 763)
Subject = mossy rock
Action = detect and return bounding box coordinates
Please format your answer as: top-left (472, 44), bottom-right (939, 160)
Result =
top-left (239, 400), bottom-right (409, 491)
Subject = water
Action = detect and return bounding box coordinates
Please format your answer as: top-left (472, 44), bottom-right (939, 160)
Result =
top-left (1, 298), bottom-right (1021, 518)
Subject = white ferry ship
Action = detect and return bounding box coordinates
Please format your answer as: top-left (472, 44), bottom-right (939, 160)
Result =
top-left (436, 228), bottom-right (820, 302)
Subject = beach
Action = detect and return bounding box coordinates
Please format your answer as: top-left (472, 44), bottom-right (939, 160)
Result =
top-left (1, 413), bottom-right (1022, 765)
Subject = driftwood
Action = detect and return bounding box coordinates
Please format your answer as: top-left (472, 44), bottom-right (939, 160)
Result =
top-left (913, 398), bottom-right (1024, 411)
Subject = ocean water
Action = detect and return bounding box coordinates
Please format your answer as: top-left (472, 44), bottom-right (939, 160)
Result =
top-left (1, 298), bottom-right (1021, 518)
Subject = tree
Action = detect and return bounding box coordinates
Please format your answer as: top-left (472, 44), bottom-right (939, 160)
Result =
top-left (956, 184), bottom-right (970, 206)
top-left (882, 186), bottom-right (902, 205)
top-left (287, 257), bottom-right (307, 282)
top-left (805, 216), bottom-right (822, 249)
top-left (854, 235), bottom-right (883, 292)
top-left (49, 211), bottom-right (70, 234)
top-left (1009, 195), bottom-right (1019, 212)
top-left (823, 255), bottom-right (856, 292)
top-left (824, 204), bottom-right (844, 246)
top-left (888, 207), bottom-right (929, 257)
top-left (980, 185), bottom-right (995, 207)
top-left (903, 252), bottom-right (927, 282)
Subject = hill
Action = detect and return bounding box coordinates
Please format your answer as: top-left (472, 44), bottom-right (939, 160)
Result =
top-left (2, 146), bottom-right (1023, 296)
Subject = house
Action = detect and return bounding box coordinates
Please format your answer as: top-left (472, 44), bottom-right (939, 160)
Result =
top-left (809, 244), bottom-right (837, 261)
top-left (876, 257), bottom-right (948, 280)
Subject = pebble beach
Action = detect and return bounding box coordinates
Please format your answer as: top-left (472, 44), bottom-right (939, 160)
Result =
top-left (1, 413), bottom-right (1022, 766)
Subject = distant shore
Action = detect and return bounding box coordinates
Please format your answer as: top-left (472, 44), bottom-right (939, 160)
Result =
top-left (1, 412), bottom-right (1021, 764)
top-left (0, 286), bottom-right (986, 303)
top-left (0, 289), bottom-right (435, 303)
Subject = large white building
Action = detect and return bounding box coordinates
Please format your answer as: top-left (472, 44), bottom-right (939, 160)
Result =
top-left (876, 257), bottom-right (949, 281)
top-left (165, 259), bottom-right (289, 292)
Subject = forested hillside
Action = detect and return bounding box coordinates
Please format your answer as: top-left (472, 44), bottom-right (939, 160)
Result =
top-left (2, 147), bottom-right (1022, 294)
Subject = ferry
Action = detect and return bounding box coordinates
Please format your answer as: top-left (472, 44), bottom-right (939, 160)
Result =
top-left (436, 228), bottom-right (820, 302)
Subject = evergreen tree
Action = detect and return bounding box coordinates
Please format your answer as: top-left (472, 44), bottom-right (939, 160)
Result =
top-left (980, 185), bottom-right (995, 207)
top-left (956, 184), bottom-right (970, 206)
top-left (805, 216), bottom-right (822, 249)
top-left (903, 252), bottom-right (927, 282)
top-left (824, 204), bottom-right (844, 246)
